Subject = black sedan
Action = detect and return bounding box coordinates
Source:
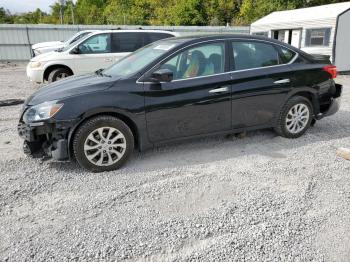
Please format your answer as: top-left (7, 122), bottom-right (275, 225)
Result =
top-left (18, 34), bottom-right (342, 172)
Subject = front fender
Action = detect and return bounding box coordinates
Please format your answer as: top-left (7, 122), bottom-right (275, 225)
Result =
top-left (42, 61), bottom-right (75, 75)
top-left (59, 88), bottom-right (149, 157)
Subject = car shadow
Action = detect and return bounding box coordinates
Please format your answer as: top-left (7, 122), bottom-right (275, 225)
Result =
top-left (126, 109), bottom-right (350, 173)
top-left (48, 109), bottom-right (350, 175)
top-left (48, 160), bottom-right (83, 173)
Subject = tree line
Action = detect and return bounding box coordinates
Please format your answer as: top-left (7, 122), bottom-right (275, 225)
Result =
top-left (0, 0), bottom-right (348, 26)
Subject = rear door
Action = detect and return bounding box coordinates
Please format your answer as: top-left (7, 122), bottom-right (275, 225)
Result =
top-left (230, 40), bottom-right (296, 129)
top-left (73, 33), bottom-right (114, 74)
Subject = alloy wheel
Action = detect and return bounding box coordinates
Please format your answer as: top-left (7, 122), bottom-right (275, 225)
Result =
top-left (285, 103), bottom-right (310, 134)
top-left (56, 72), bottom-right (69, 80)
top-left (83, 127), bottom-right (126, 166)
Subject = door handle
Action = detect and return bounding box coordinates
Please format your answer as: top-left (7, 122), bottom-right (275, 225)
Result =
top-left (104, 58), bottom-right (113, 62)
top-left (274, 79), bottom-right (290, 84)
top-left (209, 86), bottom-right (229, 93)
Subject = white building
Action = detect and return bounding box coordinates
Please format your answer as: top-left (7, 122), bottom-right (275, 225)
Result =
top-left (250, 2), bottom-right (350, 71)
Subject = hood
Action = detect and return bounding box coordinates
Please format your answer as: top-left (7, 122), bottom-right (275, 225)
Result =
top-left (26, 73), bottom-right (118, 106)
top-left (30, 51), bottom-right (60, 62)
top-left (32, 41), bottom-right (64, 50)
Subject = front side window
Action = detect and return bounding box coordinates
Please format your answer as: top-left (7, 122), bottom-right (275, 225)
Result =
top-left (159, 42), bottom-right (225, 80)
top-left (305, 28), bottom-right (331, 46)
top-left (78, 33), bottom-right (111, 54)
top-left (232, 41), bottom-right (279, 70)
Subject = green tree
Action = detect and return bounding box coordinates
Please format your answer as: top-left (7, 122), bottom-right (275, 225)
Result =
top-left (2, 0), bottom-right (350, 26)
top-left (236, 0), bottom-right (298, 25)
top-left (12, 8), bottom-right (47, 24)
top-left (129, 0), bottom-right (153, 25)
top-left (170, 0), bottom-right (207, 25)
top-left (104, 0), bottom-right (133, 24)
top-left (0, 7), bottom-right (13, 23)
top-left (76, 0), bottom-right (107, 24)
top-left (205, 0), bottom-right (240, 26)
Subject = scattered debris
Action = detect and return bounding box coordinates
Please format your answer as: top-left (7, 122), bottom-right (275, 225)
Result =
top-left (235, 132), bottom-right (247, 139)
top-left (0, 99), bottom-right (24, 107)
top-left (336, 148), bottom-right (350, 161)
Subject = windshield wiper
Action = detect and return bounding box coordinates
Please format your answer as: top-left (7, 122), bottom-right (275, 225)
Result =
top-left (95, 69), bottom-right (111, 77)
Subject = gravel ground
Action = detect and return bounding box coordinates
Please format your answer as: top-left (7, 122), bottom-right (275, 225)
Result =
top-left (1, 65), bottom-right (350, 261)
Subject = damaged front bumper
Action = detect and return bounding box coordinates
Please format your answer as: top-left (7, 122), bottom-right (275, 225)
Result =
top-left (18, 119), bottom-right (78, 161)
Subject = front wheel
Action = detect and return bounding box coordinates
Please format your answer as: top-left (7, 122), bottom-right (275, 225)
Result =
top-left (73, 116), bottom-right (134, 172)
top-left (275, 96), bottom-right (313, 138)
top-left (48, 67), bottom-right (72, 83)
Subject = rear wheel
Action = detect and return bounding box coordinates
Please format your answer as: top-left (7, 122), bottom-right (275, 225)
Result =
top-left (48, 67), bottom-right (72, 83)
top-left (275, 96), bottom-right (313, 138)
top-left (73, 116), bottom-right (134, 172)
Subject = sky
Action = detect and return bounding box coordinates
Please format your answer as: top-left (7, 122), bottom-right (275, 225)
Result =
top-left (0, 0), bottom-right (68, 14)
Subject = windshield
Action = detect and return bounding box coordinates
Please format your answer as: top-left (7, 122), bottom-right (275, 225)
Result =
top-left (58, 33), bottom-right (92, 52)
top-left (103, 41), bottom-right (180, 78)
top-left (64, 31), bottom-right (89, 45)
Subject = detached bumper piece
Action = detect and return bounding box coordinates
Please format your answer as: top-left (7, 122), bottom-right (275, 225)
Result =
top-left (18, 121), bottom-right (71, 161)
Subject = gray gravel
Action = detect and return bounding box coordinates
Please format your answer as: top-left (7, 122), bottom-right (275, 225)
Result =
top-left (1, 65), bottom-right (350, 261)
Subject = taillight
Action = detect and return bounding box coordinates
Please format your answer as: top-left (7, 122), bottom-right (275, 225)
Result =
top-left (323, 65), bottom-right (337, 79)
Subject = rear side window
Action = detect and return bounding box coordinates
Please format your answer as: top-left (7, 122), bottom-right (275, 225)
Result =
top-left (232, 41), bottom-right (279, 70)
top-left (112, 32), bottom-right (144, 53)
top-left (145, 33), bottom-right (174, 44)
top-left (279, 47), bottom-right (297, 64)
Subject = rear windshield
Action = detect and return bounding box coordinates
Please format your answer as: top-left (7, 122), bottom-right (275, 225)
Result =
top-left (103, 41), bottom-right (180, 78)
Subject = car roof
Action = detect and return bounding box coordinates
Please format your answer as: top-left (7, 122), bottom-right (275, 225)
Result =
top-left (161, 33), bottom-right (280, 43)
top-left (89, 30), bottom-right (179, 36)
top-left (80, 30), bottom-right (100, 33)
top-left (158, 33), bottom-right (305, 54)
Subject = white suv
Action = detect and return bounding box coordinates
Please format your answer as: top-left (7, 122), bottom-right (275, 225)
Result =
top-left (31, 30), bottom-right (98, 56)
top-left (27, 30), bottom-right (180, 83)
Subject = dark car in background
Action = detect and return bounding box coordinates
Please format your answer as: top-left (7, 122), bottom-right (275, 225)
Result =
top-left (18, 34), bottom-right (342, 172)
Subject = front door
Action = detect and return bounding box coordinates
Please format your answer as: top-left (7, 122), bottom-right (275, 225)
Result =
top-left (230, 40), bottom-right (295, 129)
top-left (143, 41), bottom-right (232, 143)
top-left (74, 33), bottom-right (114, 74)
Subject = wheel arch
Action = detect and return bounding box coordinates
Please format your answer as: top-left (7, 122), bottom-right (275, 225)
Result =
top-left (43, 64), bottom-right (74, 82)
top-left (67, 110), bottom-right (140, 159)
top-left (285, 89), bottom-right (320, 116)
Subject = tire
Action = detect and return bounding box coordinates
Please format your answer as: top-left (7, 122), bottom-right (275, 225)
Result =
top-left (73, 116), bottom-right (134, 172)
top-left (274, 96), bottom-right (313, 138)
top-left (48, 67), bottom-right (72, 83)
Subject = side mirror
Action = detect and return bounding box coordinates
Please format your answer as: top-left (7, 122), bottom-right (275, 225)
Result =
top-left (70, 46), bottom-right (79, 54)
top-left (151, 69), bottom-right (173, 83)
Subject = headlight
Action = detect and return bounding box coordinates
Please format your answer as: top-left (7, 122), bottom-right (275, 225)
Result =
top-left (23, 101), bottom-right (63, 123)
top-left (34, 49), bottom-right (41, 55)
top-left (29, 61), bottom-right (42, 68)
